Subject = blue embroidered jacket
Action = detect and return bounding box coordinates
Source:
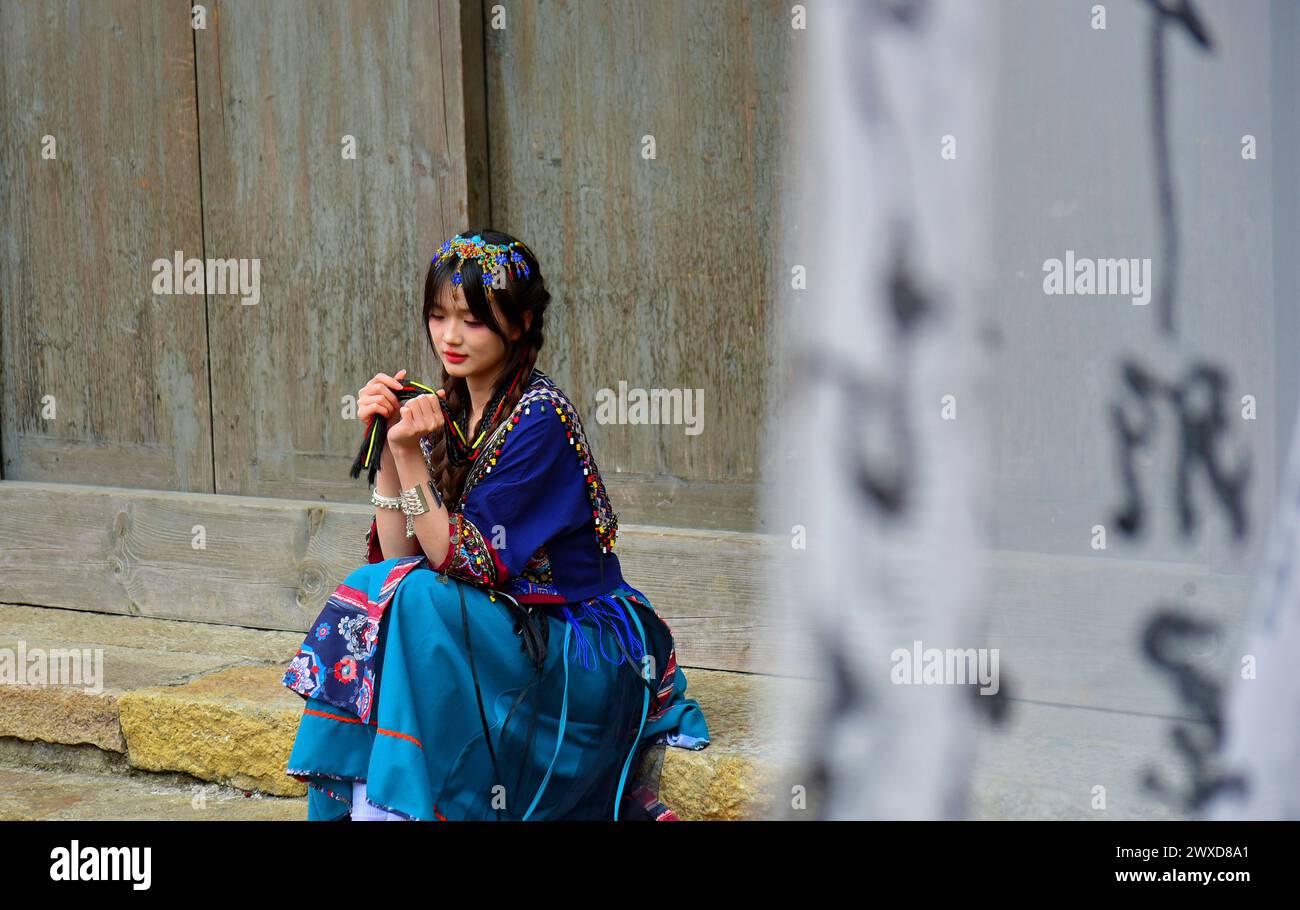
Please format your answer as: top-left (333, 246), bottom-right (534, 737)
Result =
top-left (364, 371), bottom-right (627, 604)
top-left (288, 371), bottom-right (697, 733)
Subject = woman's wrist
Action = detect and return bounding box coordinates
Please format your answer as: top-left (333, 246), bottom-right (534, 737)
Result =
top-left (395, 443), bottom-right (446, 506)
top-left (394, 472), bottom-right (451, 560)
top-left (373, 435), bottom-right (402, 496)
top-left (392, 442), bottom-right (432, 484)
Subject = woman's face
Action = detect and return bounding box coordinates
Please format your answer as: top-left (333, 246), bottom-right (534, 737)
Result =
top-left (428, 281), bottom-right (516, 380)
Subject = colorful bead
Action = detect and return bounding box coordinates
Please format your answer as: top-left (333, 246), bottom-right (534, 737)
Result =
top-left (432, 233), bottom-right (530, 297)
top-left (455, 371), bottom-right (620, 557)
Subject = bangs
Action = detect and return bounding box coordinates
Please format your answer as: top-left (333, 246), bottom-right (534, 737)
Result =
top-left (424, 254), bottom-right (504, 333)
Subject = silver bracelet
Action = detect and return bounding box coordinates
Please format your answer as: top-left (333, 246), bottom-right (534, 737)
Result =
top-left (371, 489), bottom-right (403, 510)
top-left (371, 488), bottom-right (408, 535)
top-left (399, 481), bottom-right (444, 537)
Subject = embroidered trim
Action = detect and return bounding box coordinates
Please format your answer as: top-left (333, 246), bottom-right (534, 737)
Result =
top-left (459, 371), bottom-right (620, 555)
top-left (377, 727), bottom-right (424, 750)
top-left (299, 706), bottom-right (424, 750)
top-left (438, 511), bottom-right (504, 587)
top-left (303, 706), bottom-right (363, 725)
top-left (520, 545), bottom-right (553, 586)
top-left (504, 545), bottom-right (559, 599)
top-left (282, 555), bottom-right (425, 725)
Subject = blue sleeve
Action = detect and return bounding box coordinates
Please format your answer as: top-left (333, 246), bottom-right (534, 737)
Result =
top-left (433, 403), bottom-right (593, 587)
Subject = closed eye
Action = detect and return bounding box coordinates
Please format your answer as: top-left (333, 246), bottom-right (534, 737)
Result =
top-left (430, 313), bottom-right (482, 326)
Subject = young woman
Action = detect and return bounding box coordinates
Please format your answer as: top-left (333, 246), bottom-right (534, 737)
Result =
top-left (282, 229), bottom-right (710, 820)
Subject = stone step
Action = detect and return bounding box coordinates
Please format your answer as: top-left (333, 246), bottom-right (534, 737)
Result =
top-left (0, 754), bottom-right (303, 821)
top-left (0, 602), bottom-right (807, 821)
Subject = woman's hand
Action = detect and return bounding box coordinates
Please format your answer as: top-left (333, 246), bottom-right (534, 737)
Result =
top-left (387, 389), bottom-right (448, 451)
top-left (358, 368), bottom-right (408, 428)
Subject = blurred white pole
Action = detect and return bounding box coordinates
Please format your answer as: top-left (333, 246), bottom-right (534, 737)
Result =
top-left (761, 0), bottom-right (999, 819)
top-left (1206, 389), bottom-right (1300, 819)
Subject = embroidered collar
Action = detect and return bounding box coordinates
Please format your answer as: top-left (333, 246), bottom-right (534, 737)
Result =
top-left (444, 364), bottom-right (533, 466)
top-left (458, 371), bottom-right (620, 554)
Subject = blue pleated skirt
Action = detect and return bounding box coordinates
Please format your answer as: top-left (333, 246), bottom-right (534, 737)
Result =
top-left (282, 557), bottom-right (710, 821)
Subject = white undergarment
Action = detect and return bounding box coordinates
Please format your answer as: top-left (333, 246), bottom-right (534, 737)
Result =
top-left (351, 779), bottom-right (408, 821)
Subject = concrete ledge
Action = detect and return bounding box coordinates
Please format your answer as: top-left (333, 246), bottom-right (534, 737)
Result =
top-left (0, 603), bottom-right (300, 752)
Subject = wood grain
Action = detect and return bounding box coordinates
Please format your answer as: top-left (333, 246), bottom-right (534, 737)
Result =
top-left (192, 0), bottom-right (479, 502)
top-left (0, 0), bottom-right (211, 491)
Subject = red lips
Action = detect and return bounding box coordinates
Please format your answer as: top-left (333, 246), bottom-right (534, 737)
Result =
top-left (444, 350), bottom-right (468, 363)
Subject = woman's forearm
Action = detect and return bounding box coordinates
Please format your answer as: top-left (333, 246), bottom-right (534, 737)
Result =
top-left (386, 443), bottom-right (451, 565)
top-left (374, 444), bottom-right (422, 560)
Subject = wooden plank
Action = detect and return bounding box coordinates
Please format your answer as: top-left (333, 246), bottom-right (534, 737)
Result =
top-left (0, 0), bottom-right (211, 491)
top-left (603, 473), bottom-right (758, 533)
top-left (980, 549), bottom-right (1253, 719)
top-left (483, 0), bottom-right (797, 532)
top-left (0, 480), bottom-right (796, 674)
top-left (0, 480), bottom-right (1256, 699)
top-left (192, 0), bottom-right (479, 501)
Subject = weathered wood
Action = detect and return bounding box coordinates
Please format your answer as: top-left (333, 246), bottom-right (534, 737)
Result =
top-left (192, 0), bottom-right (480, 502)
top-left (0, 480), bottom-right (799, 674)
top-left (0, 480), bottom-right (1255, 702)
top-left (483, 0), bottom-right (796, 532)
top-left (603, 473), bottom-right (758, 533)
top-left (0, 0), bottom-right (211, 491)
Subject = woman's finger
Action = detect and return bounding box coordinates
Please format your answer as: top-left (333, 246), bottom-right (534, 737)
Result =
top-left (361, 392), bottom-right (394, 419)
top-left (364, 381), bottom-right (399, 414)
top-left (409, 394), bottom-right (433, 429)
top-left (423, 394), bottom-right (445, 431)
top-left (414, 395), bottom-right (438, 432)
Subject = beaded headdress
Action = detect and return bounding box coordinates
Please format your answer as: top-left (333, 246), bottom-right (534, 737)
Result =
top-left (433, 233), bottom-right (531, 297)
